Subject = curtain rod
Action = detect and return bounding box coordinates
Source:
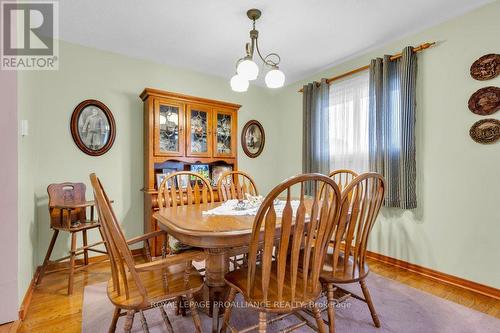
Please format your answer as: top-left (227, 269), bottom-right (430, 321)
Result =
top-left (298, 42), bottom-right (436, 93)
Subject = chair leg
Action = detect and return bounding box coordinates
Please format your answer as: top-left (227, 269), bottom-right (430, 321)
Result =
top-left (220, 287), bottom-right (237, 333)
top-left (68, 232), bottom-right (77, 295)
top-left (123, 310), bottom-right (135, 333)
top-left (37, 229), bottom-right (59, 286)
top-left (360, 278), bottom-right (381, 328)
top-left (159, 305), bottom-right (174, 333)
top-left (311, 303), bottom-right (326, 333)
top-left (108, 307), bottom-right (121, 333)
top-left (326, 284), bottom-right (336, 333)
top-left (139, 310), bottom-right (150, 333)
top-left (186, 292), bottom-right (202, 333)
top-left (82, 229), bottom-right (89, 265)
top-left (258, 311), bottom-right (267, 333)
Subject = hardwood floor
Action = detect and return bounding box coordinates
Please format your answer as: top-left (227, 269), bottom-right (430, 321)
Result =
top-left (14, 256), bottom-right (500, 333)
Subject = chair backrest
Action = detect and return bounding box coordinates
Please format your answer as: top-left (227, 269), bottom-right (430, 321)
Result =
top-left (157, 171), bottom-right (214, 211)
top-left (90, 173), bottom-right (147, 302)
top-left (47, 182), bottom-right (87, 228)
top-left (217, 170), bottom-right (258, 201)
top-left (247, 173), bottom-right (341, 303)
top-left (329, 169), bottom-right (358, 192)
top-left (328, 173), bottom-right (385, 279)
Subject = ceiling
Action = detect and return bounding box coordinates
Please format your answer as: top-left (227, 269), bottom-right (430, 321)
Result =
top-left (58, 0), bottom-right (491, 87)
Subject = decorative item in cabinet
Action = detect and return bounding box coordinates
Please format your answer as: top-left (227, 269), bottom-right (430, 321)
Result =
top-left (211, 165), bottom-right (233, 186)
top-left (214, 109), bottom-right (237, 158)
top-left (141, 88), bottom-right (241, 256)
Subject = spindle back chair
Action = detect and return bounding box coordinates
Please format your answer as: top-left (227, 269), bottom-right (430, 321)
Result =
top-left (221, 173), bottom-right (342, 333)
top-left (328, 169), bottom-right (358, 192)
top-left (157, 171), bottom-right (213, 255)
top-left (90, 173), bottom-right (204, 333)
top-left (158, 171), bottom-right (214, 210)
top-left (217, 170), bottom-right (258, 201)
top-left (321, 172), bottom-right (385, 332)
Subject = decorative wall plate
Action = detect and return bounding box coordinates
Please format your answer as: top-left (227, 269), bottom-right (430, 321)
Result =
top-left (469, 119), bottom-right (500, 144)
top-left (470, 54), bottom-right (500, 81)
top-left (468, 86), bottom-right (500, 115)
top-left (71, 99), bottom-right (116, 156)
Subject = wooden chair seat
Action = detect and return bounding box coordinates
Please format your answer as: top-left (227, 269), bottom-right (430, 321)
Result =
top-left (55, 220), bottom-right (100, 232)
top-left (107, 261), bottom-right (204, 310)
top-left (225, 263), bottom-right (322, 312)
top-left (319, 249), bottom-right (369, 283)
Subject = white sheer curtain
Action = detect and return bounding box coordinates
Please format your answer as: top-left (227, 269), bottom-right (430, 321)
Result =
top-left (328, 70), bottom-right (370, 174)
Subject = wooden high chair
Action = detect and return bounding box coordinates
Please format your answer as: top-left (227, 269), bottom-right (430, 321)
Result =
top-left (37, 182), bottom-right (107, 295)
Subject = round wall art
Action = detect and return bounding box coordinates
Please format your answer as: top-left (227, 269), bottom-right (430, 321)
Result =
top-left (70, 99), bottom-right (116, 156)
top-left (470, 54), bottom-right (500, 81)
top-left (468, 86), bottom-right (500, 116)
top-left (469, 118), bottom-right (500, 144)
top-left (241, 120), bottom-right (265, 158)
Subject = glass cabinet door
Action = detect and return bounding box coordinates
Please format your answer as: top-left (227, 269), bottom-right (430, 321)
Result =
top-left (154, 99), bottom-right (184, 156)
top-left (213, 109), bottom-right (236, 158)
top-left (186, 104), bottom-right (212, 157)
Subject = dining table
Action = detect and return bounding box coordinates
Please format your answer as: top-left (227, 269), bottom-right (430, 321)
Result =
top-left (153, 201), bottom-right (271, 333)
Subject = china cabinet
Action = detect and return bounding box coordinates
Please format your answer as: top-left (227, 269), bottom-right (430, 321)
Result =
top-left (140, 88), bottom-right (241, 255)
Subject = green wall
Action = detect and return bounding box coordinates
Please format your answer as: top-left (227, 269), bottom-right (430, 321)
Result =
top-left (273, 1), bottom-right (500, 288)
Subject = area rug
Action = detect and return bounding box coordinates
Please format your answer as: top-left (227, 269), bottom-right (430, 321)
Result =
top-left (82, 273), bottom-right (500, 332)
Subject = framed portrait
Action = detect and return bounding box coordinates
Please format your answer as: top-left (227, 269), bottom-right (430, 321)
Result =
top-left (211, 165), bottom-right (233, 186)
top-left (70, 99), bottom-right (116, 156)
top-left (241, 120), bottom-right (265, 158)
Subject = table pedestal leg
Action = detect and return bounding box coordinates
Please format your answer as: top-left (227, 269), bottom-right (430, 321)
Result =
top-left (198, 248), bottom-right (230, 333)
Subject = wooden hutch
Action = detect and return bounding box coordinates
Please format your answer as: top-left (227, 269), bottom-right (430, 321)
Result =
top-left (140, 88), bottom-right (241, 255)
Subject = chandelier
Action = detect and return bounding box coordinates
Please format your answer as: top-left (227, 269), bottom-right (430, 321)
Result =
top-left (230, 9), bottom-right (285, 92)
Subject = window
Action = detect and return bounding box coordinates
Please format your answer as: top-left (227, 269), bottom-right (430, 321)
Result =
top-left (328, 70), bottom-right (370, 173)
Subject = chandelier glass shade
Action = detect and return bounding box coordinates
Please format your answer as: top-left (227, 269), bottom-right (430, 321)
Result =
top-left (230, 9), bottom-right (285, 92)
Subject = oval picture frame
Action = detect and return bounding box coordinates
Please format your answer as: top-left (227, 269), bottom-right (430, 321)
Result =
top-left (70, 99), bottom-right (116, 156)
top-left (241, 120), bottom-right (265, 158)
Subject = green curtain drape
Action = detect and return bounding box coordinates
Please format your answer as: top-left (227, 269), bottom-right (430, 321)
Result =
top-left (369, 46), bottom-right (418, 209)
top-left (302, 78), bottom-right (330, 194)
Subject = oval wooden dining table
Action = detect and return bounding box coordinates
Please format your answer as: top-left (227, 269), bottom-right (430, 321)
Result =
top-left (154, 202), bottom-right (264, 333)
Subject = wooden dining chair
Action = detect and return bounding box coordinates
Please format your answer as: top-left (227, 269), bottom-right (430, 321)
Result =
top-left (216, 170), bottom-right (258, 202)
top-left (157, 171), bottom-right (214, 254)
top-left (157, 171), bottom-right (212, 315)
top-left (37, 182), bottom-right (107, 295)
top-left (320, 173), bottom-right (385, 333)
top-left (328, 169), bottom-right (358, 192)
top-left (90, 173), bottom-right (205, 333)
top-left (216, 170), bottom-right (259, 270)
top-left (220, 173), bottom-right (342, 333)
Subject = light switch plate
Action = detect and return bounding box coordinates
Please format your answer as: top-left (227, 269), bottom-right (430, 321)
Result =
top-left (21, 120), bottom-right (29, 136)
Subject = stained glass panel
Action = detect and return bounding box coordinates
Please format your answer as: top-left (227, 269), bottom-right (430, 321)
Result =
top-left (216, 113), bottom-right (232, 154)
top-left (190, 110), bottom-right (208, 153)
top-left (159, 105), bottom-right (179, 152)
